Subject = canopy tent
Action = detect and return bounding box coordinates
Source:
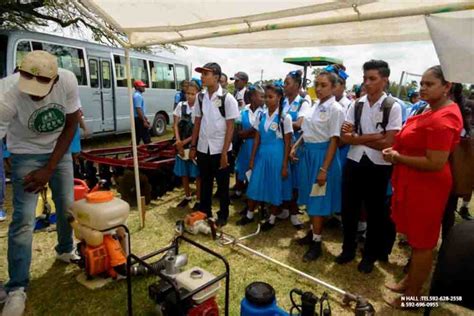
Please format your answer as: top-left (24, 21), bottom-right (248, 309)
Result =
top-left (73, 0), bottom-right (474, 226)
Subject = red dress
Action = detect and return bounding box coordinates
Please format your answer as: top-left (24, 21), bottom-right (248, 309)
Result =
top-left (391, 103), bottom-right (462, 249)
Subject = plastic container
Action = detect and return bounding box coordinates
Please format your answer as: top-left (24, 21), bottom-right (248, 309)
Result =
top-left (175, 267), bottom-right (220, 304)
top-left (241, 282), bottom-right (288, 316)
top-left (70, 191), bottom-right (129, 231)
top-left (74, 179), bottom-right (89, 201)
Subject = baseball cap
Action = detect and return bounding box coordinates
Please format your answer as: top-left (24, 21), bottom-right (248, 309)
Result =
top-left (133, 80), bottom-right (147, 88)
top-left (195, 62), bottom-right (222, 76)
top-left (18, 50), bottom-right (58, 97)
top-left (231, 71), bottom-right (249, 82)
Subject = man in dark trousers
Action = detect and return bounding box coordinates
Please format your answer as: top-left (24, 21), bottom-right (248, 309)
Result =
top-left (189, 63), bottom-right (239, 227)
top-left (133, 80), bottom-right (151, 144)
top-left (336, 60), bottom-right (402, 273)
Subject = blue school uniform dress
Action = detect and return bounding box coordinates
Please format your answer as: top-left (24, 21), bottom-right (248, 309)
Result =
top-left (283, 95), bottom-right (311, 190)
top-left (173, 101), bottom-right (200, 178)
top-left (246, 110), bottom-right (293, 206)
top-left (235, 105), bottom-right (263, 182)
top-left (297, 97), bottom-right (345, 216)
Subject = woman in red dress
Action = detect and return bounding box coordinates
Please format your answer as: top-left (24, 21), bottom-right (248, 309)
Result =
top-left (382, 65), bottom-right (463, 307)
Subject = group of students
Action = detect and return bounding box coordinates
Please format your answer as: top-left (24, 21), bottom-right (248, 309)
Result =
top-left (173, 59), bottom-right (473, 308)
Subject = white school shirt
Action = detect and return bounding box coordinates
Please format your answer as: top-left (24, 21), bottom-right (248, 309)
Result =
top-left (235, 87), bottom-right (247, 104)
top-left (253, 109), bottom-right (293, 139)
top-left (193, 85), bottom-right (240, 154)
top-left (345, 93), bottom-right (402, 165)
top-left (300, 96), bottom-right (345, 143)
top-left (242, 104), bottom-right (264, 126)
top-left (338, 94), bottom-right (352, 114)
top-left (0, 69), bottom-right (81, 154)
top-left (283, 94), bottom-right (312, 117)
top-left (173, 101), bottom-right (196, 123)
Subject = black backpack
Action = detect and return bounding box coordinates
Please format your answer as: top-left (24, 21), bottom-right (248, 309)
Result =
top-left (354, 96), bottom-right (396, 134)
top-left (177, 102), bottom-right (194, 141)
top-left (198, 90), bottom-right (228, 118)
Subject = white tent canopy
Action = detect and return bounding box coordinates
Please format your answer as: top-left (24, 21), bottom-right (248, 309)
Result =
top-left (78, 0), bottom-right (473, 48)
top-left (75, 0), bottom-right (474, 225)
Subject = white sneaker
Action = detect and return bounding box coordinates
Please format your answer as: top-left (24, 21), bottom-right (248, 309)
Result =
top-left (56, 250), bottom-right (80, 263)
top-left (276, 209), bottom-right (290, 220)
top-left (2, 288), bottom-right (26, 316)
top-left (0, 282), bottom-right (7, 304)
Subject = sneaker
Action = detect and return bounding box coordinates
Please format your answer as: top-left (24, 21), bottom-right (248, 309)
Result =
top-left (2, 287), bottom-right (26, 316)
top-left (0, 210), bottom-right (6, 222)
top-left (176, 198), bottom-right (191, 208)
top-left (192, 202), bottom-right (201, 211)
top-left (296, 230), bottom-right (313, 246)
top-left (459, 207), bottom-right (473, 221)
top-left (236, 216), bottom-right (254, 226)
top-left (276, 209), bottom-right (289, 220)
top-left (0, 283), bottom-right (7, 304)
top-left (334, 252), bottom-right (355, 265)
top-left (303, 241), bottom-right (322, 262)
top-left (357, 258), bottom-right (375, 274)
top-left (215, 217), bottom-right (227, 227)
top-left (260, 221), bottom-right (275, 232)
top-left (56, 250), bottom-right (80, 263)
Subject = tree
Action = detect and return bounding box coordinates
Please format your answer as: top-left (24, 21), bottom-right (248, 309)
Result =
top-left (0, 0), bottom-right (181, 52)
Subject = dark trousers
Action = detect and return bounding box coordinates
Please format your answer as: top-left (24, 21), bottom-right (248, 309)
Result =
top-left (441, 193), bottom-right (457, 242)
top-left (135, 117), bottom-right (151, 145)
top-left (341, 155), bottom-right (396, 261)
top-left (197, 151), bottom-right (231, 220)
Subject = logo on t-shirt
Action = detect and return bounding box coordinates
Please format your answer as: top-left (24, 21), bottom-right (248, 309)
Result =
top-left (28, 103), bottom-right (66, 134)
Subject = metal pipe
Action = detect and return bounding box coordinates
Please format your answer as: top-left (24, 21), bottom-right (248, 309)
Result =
top-left (131, 2), bottom-right (474, 47)
top-left (216, 229), bottom-right (356, 300)
top-left (125, 48), bottom-right (144, 227)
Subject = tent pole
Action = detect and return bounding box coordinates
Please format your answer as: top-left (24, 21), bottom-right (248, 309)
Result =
top-left (133, 2), bottom-right (474, 47)
top-left (125, 48), bottom-right (144, 228)
top-left (396, 71), bottom-right (405, 98)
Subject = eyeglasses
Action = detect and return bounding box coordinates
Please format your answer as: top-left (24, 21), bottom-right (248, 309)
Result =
top-left (19, 70), bottom-right (55, 84)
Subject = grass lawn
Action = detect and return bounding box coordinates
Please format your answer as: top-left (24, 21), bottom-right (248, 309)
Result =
top-left (0, 132), bottom-right (472, 316)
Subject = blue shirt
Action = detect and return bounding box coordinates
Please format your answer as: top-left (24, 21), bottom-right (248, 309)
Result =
top-left (408, 100), bottom-right (428, 118)
top-left (133, 91), bottom-right (145, 118)
top-left (392, 96), bottom-right (408, 123)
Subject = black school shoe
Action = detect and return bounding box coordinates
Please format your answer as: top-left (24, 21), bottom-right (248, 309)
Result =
top-left (296, 230), bottom-right (313, 245)
top-left (177, 198), bottom-right (191, 208)
top-left (303, 241), bottom-right (322, 262)
top-left (260, 221), bottom-right (275, 232)
top-left (459, 206), bottom-right (473, 220)
top-left (215, 217), bottom-right (228, 227)
top-left (236, 216), bottom-right (254, 226)
top-left (357, 258), bottom-right (375, 274)
top-left (334, 251), bottom-right (355, 264)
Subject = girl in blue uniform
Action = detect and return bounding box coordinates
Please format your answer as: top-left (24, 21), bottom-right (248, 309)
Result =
top-left (233, 85), bottom-right (265, 199)
top-left (290, 71), bottom-right (345, 261)
top-left (281, 70), bottom-right (311, 229)
top-left (173, 79), bottom-right (201, 209)
top-left (237, 83), bottom-right (293, 231)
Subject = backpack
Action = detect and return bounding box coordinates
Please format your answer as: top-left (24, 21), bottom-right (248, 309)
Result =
top-left (177, 102), bottom-right (194, 141)
top-left (354, 96), bottom-right (396, 134)
top-left (198, 90), bottom-right (228, 118)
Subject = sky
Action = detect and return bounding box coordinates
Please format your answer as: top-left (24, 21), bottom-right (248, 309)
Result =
top-left (46, 26), bottom-right (440, 89)
top-left (175, 41), bottom-right (439, 88)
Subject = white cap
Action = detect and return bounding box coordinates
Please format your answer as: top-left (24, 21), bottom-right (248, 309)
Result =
top-left (18, 50), bottom-right (58, 97)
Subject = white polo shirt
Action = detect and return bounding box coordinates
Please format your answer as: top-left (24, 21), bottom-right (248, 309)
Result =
top-left (338, 94), bottom-right (352, 114)
top-left (300, 96), bottom-right (345, 143)
top-left (345, 93), bottom-right (402, 165)
top-left (173, 101), bottom-right (196, 123)
top-left (194, 85), bottom-right (240, 154)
